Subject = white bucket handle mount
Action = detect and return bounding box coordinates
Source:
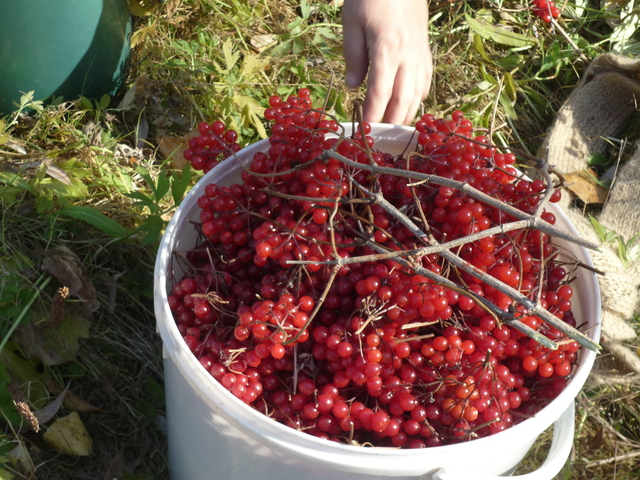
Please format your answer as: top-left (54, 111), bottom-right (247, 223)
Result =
top-left (427, 401), bottom-right (575, 480)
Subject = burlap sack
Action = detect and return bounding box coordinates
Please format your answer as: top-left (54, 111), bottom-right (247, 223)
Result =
top-left (542, 53), bottom-right (640, 343)
top-left (542, 53), bottom-right (640, 177)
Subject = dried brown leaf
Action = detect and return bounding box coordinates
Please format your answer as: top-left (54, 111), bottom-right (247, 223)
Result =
top-left (565, 170), bottom-right (608, 205)
top-left (164, 0), bottom-right (182, 19)
top-left (45, 378), bottom-right (104, 414)
top-left (156, 129), bottom-right (199, 169)
top-left (104, 450), bottom-right (126, 480)
top-left (45, 161), bottom-right (72, 186)
top-left (117, 75), bottom-right (161, 111)
top-left (41, 246), bottom-right (99, 311)
top-left (250, 33), bottom-right (277, 52)
top-left (589, 426), bottom-right (607, 450)
top-left (33, 384), bottom-right (68, 424)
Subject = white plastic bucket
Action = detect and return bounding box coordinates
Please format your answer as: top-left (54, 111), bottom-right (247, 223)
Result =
top-left (154, 124), bottom-right (601, 480)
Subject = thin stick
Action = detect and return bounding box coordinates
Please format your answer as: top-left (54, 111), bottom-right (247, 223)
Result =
top-left (353, 180), bottom-right (599, 351)
top-left (367, 241), bottom-right (561, 350)
top-left (323, 150), bottom-right (599, 251)
top-left (584, 450), bottom-right (640, 468)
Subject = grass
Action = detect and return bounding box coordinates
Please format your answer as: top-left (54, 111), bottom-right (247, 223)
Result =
top-left (2, 0), bottom-right (640, 478)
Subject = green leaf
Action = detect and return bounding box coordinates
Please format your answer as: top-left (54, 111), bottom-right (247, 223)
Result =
top-left (0, 344), bottom-right (49, 409)
top-left (271, 39), bottom-right (292, 57)
top-left (503, 73), bottom-right (518, 102)
top-left (127, 191), bottom-right (157, 212)
top-left (499, 90), bottom-right (517, 120)
top-left (0, 172), bottom-right (34, 194)
top-left (564, 0), bottom-right (588, 19)
top-left (135, 166), bottom-right (155, 193)
top-left (589, 215), bottom-right (617, 243)
top-left (466, 14), bottom-right (536, 48)
top-left (627, 242), bottom-right (640, 263)
top-left (154, 171), bottom-right (171, 203)
top-left (300, 0), bottom-right (311, 20)
top-left (249, 108), bottom-right (268, 139)
top-left (16, 91), bottom-right (43, 112)
top-left (78, 96), bottom-right (93, 111)
top-left (41, 176), bottom-right (88, 199)
top-left (60, 159), bottom-right (91, 179)
top-left (0, 186), bottom-right (22, 206)
top-left (171, 165), bottom-right (192, 206)
top-left (97, 94), bottom-right (111, 111)
top-left (292, 37), bottom-right (305, 55)
top-left (138, 215), bottom-right (165, 247)
top-left (0, 120), bottom-right (9, 145)
top-left (314, 26), bottom-right (338, 41)
top-left (473, 34), bottom-right (493, 64)
top-left (58, 206), bottom-right (129, 238)
top-left (0, 459), bottom-right (15, 480)
top-left (494, 53), bottom-right (523, 70)
top-left (610, 4), bottom-right (640, 54)
top-left (0, 360), bottom-right (21, 426)
top-left (287, 16), bottom-right (304, 31)
top-left (588, 153), bottom-right (608, 167)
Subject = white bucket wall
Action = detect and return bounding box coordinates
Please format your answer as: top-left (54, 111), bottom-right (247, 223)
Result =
top-left (154, 124), bottom-right (601, 480)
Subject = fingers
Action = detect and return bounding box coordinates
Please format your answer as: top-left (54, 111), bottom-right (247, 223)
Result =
top-left (342, 5), bottom-right (369, 89)
top-left (341, 0), bottom-right (432, 125)
top-left (365, 55), bottom-right (430, 125)
top-left (362, 49), bottom-right (399, 123)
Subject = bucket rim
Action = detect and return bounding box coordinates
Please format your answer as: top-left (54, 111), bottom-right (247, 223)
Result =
top-left (154, 123), bottom-right (601, 475)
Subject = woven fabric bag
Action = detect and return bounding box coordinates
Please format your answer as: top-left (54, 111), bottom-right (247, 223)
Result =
top-left (542, 53), bottom-right (640, 342)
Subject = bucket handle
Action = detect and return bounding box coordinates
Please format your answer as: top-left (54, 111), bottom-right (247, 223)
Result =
top-left (426, 400), bottom-right (575, 480)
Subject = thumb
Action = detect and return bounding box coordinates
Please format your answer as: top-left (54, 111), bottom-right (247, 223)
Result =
top-left (342, 24), bottom-right (369, 88)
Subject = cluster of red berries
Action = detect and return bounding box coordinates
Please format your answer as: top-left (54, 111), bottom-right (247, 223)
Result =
top-left (183, 120), bottom-right (242, 173)
top-left (532, 0), bottom-right (560, 23)
top-left (169, 89), bottom-right (582, 448)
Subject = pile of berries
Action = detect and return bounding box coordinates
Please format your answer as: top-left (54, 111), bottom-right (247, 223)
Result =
top-left (170, 89), bottom-right (583, 448)
top-left (183, 120), bottom-right (242, 173)
top-left (532, 0), bottom-right (560, 23)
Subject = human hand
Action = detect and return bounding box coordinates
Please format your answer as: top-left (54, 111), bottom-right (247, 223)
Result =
top-left (342, 0), bottom-right (432, 125)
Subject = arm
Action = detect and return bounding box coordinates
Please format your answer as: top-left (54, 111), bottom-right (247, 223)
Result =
top-left (342, 0), bottom-right (432, 125)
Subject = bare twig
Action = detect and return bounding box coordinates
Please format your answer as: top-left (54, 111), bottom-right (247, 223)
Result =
top-left (323, 150), bottom-right (599, 251)
top-left (352, 179), bottom-right (599, 351)
top-left (584, 450), bottom-right (640, 468)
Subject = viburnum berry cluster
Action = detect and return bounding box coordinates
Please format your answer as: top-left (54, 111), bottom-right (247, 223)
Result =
top-left (532, 0), bottom-right (560, 23)
top-left (169, 89), bottom-right (591, 448)
top-left (183, 120), bottom-right (242, 173)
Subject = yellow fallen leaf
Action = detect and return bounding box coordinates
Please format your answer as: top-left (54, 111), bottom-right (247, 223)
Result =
top-left (564, 170), bottom-right (608, 205)
top-left (43, 412), bottom-right (92, 456)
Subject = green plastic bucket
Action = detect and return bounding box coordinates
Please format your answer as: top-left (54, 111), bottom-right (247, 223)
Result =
top-left (0, 0), bottom-right (132, 115)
